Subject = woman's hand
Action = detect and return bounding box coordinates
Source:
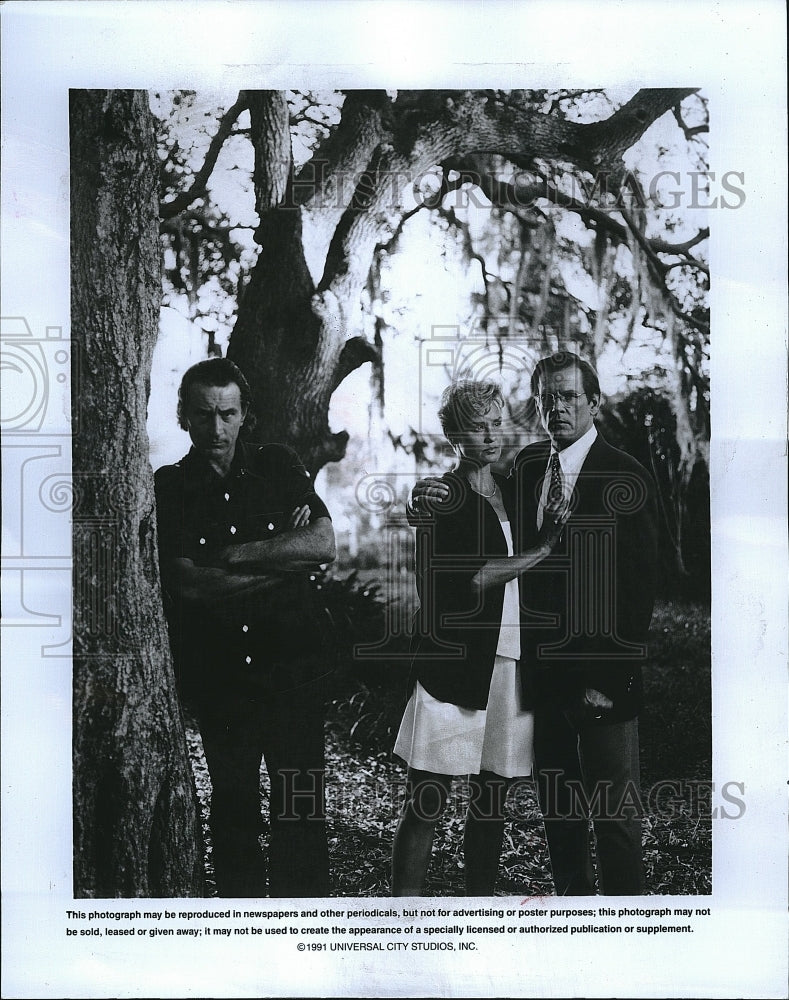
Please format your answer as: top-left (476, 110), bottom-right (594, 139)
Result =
top-left (472, 503), bottom-right (570, 591)
top-left (288, 504), bottom-right (311, 529)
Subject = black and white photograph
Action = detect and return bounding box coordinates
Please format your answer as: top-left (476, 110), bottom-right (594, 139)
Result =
top-left (72, 84), bottom-right (715, 901)
top-left (2, 2), bottom-right (787, 998)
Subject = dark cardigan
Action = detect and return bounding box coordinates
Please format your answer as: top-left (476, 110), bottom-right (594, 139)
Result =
top-left (408, 471), bottom-right (516, 710)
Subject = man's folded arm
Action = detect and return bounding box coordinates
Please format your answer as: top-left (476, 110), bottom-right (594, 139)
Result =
top-left (219, 516), bottom-right (336, 572)
top-left (161, 557), bottom-right (283, 608)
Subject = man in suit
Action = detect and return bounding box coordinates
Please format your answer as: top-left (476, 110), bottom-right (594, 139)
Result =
top-left (411, 351), bottom-right (658, 894)
top-left (515, 352), bottom-right (658, 895)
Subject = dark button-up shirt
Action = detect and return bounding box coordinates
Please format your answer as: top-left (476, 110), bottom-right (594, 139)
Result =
top-left (154, 441), bottom-right (334, 697)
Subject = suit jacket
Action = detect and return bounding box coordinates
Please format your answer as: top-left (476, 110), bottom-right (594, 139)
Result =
top-left (408, 471), bottom-right (516, 710)
top-left (512, 431), bottom-right (658, 721)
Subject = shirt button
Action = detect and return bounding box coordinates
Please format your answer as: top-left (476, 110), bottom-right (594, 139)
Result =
top-left (242, 624), bottom-right (249, 633)
top-left (305, 471), bottom-right (310, 478)
top-left (199, 537), bottom-right (206, 545)
top-left (230, 525), bottom-right (237, 534)
top-left (245, 655), bottom-right (252, 665)
top-left (267, 522), bottom-right (275, 531)
top-left (224, 492), bottom-right (230, 501)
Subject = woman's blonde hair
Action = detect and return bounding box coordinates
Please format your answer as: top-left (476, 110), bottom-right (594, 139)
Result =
top-left (437, 379), bottom-right (504, 442)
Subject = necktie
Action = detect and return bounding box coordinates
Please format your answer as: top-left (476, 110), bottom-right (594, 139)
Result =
top-left (547, 452), bottom-right (564, 509)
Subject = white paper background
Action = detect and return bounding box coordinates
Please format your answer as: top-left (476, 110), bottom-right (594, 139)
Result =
top-left (1, 2), bottom-right (787, 997)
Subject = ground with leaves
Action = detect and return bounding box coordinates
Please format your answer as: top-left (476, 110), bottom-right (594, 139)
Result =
top-left (186, 599), bottom-right (711, 898)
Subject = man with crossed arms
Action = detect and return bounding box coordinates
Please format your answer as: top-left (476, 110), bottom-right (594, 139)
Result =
top-left (413, 351), bottom-right (658, 894)
top-left (155, 358), bottom-right (336, 897)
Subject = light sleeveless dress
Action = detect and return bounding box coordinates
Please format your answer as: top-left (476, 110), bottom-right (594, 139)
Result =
top-left (393, 520), bottom-right (534, 778)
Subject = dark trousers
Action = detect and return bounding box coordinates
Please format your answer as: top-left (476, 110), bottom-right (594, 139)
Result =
top-left (197, 676), bottom-right (330, 898)
top-left (534, 707), bottom-right (644, 895)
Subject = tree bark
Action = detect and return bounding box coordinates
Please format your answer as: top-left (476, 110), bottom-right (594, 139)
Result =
top-left (70, 89), bottom-right (203, 897)
top-left (225, 89), bottom-right (698, 474)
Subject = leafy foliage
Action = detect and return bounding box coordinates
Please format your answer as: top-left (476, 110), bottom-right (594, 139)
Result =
top-left (311, 568), bottom-right (412, 746)
top-left (599, 386), bottom-right (710, 597)
top-left (640, 601), bottom-right (712, 894)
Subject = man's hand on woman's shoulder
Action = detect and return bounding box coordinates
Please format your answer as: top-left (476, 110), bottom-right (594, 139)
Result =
top-left (406, 476), bottom-right (452, 525)
top-left (409, 476), bottom-right (450, 507)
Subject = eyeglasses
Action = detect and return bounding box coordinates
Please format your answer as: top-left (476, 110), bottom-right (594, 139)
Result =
top-left (536, 390), bottom-right (586, 410)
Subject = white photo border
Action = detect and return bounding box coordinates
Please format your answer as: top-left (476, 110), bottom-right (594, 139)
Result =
top-left (1, 2), bottom-right (787, 998)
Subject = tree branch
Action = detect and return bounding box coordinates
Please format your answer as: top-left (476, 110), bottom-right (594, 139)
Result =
top-left (663, 258), bottom-right (710, 277)
top-left (619, 206), bottom-right (709, 334)
top-left (446, 160), bottom-right (628, 246)
top-left (316, 89), bottom-right (703, 337)
top-left (292, 109), bottom-right (334, 131)
top-left (448, 155), bottom-right (710, 337)
top-left (650, 229), bottom-right (709, 254)
top-left (247, 91), bottom-right (292, 216)
top-left (160, 93), bottom-right (249, 219)
top-left (671, 105), bottom-right (709, 140)
top-left (331, 335), bottom-right (381, 392)
top-left (159, 211), bottom-right (245, 271)
top-left (294, 91), bottom-right (390, 215)
top-left (438, 197), bottom-right (496, 318)
top-left (450, 158), bottom-right (710, 269)
top-left (581, 88), bottom-right (699, 170)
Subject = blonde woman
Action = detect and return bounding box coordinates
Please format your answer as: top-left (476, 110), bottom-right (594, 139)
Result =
top-left (392, 380), bottom-right (565, 895)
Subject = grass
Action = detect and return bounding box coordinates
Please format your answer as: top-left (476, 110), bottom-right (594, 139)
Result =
top-left (638, 600), bottom-right (712, 895)
top-left (185, 599), bottom-right (711, 897)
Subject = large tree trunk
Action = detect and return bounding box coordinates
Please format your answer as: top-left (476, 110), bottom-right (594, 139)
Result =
top-left (70, 90), bottom-right (203, 897)
top-left (227, 91), bottom-right (380, 473)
